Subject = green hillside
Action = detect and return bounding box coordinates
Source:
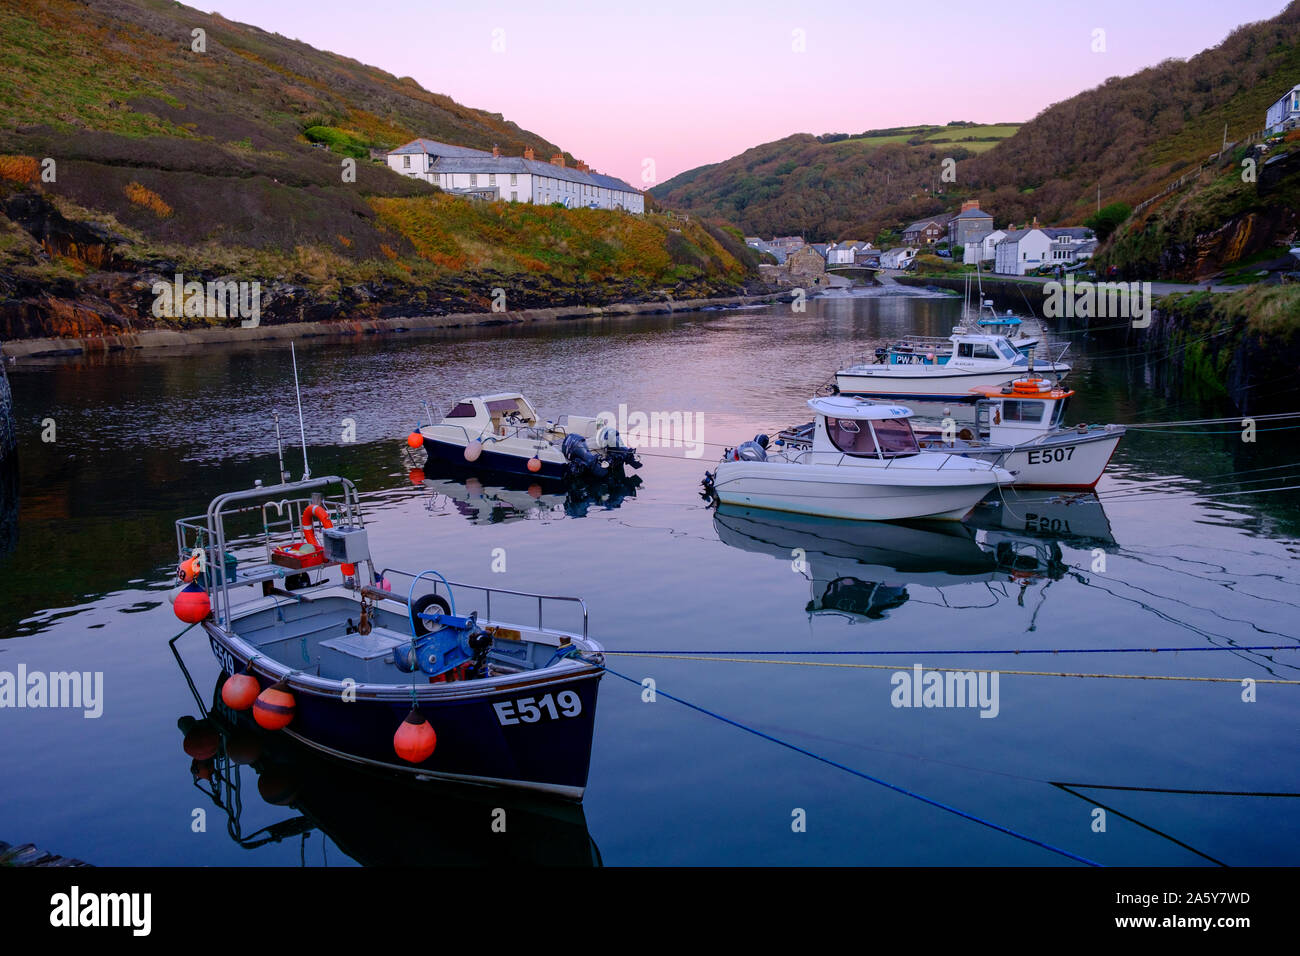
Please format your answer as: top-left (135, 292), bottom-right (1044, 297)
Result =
top-left (0, 0), bottom-right (759, 339)
top-left (653, 1), bottom-right (1300, 253)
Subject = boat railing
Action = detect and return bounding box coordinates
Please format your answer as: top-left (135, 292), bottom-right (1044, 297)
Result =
top-left (375, 567), bottom-right (589, 640)
top-left (176, 476), bottom-right (367, 628)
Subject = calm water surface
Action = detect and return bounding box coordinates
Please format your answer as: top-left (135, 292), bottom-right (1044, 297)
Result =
top-left (2, 294), bottom-right (1297, 866)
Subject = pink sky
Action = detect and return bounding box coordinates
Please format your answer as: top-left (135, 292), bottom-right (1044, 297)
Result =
top-left (206, 0), bottom-right (1290, 185)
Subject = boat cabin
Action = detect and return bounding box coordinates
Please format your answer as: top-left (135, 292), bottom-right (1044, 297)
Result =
top-left (808, 396), bottom-right (921, 460)
top-left (887, 332), bottom-right (1030, 368)
top-left (968, 381), bottom-right (1073, 443)
top-left (441, 394), bottom-right (540, 436)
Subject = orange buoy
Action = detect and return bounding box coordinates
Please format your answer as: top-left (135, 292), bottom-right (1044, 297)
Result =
top-left (527, 484), bottom-right (542, 499)
top-left (191, 758), bottom-right (215, 782)
top-left (341, 563), bottom-right (356, 577)
top-left (221, 670), bottom-right (260, 711)
top-left (408, 468), bottom-right (425, 485)
top-left (464, 440), bottom-right (483, 462)
top-left (527, 456), bottom-right (542, 473)
top-left (253, 678), bottom-right (296, 731)
top-left (177, 554), bottom-right (203, 584)
top-left (407, 431), bottom-right (424, 449)
top-left (174, 583), bottom-right (211, 624)
top-left (393, 708), bottom-right (437, 763)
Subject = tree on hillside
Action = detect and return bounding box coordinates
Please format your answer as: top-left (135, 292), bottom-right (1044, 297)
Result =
top-left (1085, 202), bottom-right (1133, 241)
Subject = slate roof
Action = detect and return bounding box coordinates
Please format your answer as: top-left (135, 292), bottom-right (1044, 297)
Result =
top-left (429, 155), bottom-right (640, 194)
top-left (390, 138), bottom-right (493, 157)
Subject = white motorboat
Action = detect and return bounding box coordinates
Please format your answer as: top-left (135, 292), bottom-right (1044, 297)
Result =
top-left (784, 380), bottom-right (1125, 489)
top-left (836, 332), bottom-right (1070, 401)
top-left (408, 393), bottom-right (640, 482)
top-left (702, 396), bottom-right (1013, 522)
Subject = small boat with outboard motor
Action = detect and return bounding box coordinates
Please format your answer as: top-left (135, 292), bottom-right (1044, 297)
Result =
top-left (784, 377), bottom-right (1125, 489)
top-left (406, 393), bottom-right (640, 483)
top-left (702, 396), bottom-right (1013, 522)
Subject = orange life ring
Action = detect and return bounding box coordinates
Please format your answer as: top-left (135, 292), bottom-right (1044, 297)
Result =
top-left (301, 504), bottom-right (333, 549)
top-left (1012, 378), bottom-right (1050, 394)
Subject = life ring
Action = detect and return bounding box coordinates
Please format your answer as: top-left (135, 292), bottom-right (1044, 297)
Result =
top-left (1012, 378), bottom-right (1050, 394)
top-left (301, 504), bottom-right (333, 549)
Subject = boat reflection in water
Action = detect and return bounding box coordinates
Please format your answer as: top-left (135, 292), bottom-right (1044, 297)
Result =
top-left (407, 458), bottom-right (642, 525)
top-left (176, 678), bottom-right (601, 866)
top-left (712, 490), bottom-right (1116, 621)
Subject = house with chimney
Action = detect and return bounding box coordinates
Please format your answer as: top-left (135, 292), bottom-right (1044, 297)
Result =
top-left (386, 139), bottom-right (644, 212)
top-left (947, 200), bottom-right (994, 247)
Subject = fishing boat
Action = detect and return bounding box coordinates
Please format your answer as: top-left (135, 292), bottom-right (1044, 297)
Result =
top-left (408, 393), bottom-right (640, 482)
top-left (836, 331), bottom-right (1071, 402)
top-left (911, 379), bottom-right (1125, 489)
top-left (170, 473), bottom-right (606, 799)
top-left (702, 396), bottom-right (1013, 521)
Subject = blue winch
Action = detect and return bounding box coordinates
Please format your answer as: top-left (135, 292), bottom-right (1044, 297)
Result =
top-left (395, 572), bottom-right (493, 680)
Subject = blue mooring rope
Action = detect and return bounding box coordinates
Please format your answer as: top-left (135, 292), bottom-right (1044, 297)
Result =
top-left (609, 644), bottom-right (1297, 657)
top-left (599, 663), bottom-right (1102, 867)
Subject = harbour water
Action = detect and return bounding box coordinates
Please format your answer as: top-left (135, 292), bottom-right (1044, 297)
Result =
top-left (1, 293), bottom-right (1297, 865)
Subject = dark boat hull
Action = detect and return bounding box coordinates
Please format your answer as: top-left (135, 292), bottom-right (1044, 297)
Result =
top-left (423, 438), bottom-right (570, 481)
top-left (206, 628), bottom-right (602, 799)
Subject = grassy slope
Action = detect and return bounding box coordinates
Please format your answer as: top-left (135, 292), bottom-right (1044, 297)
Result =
top-left (654, 3), bottom-right (1300, 249)
top-left (650, 124), bottom-right (1020, 241)
top-left (0, 0), bottom-right (754, 313)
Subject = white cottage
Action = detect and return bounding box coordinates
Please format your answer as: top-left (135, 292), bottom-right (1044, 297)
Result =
top-left (993, 229), bottom-right (1053, 275)
top-left (387, 139), bottom-right (644, 213)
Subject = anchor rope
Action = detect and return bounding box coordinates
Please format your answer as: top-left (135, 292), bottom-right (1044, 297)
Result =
top-left (606, 644), bottom-right (1298, 657)
top-left (598, 663), bottom-right (1101, 866)
top-left (604, 653), bottom-right (1300, 683)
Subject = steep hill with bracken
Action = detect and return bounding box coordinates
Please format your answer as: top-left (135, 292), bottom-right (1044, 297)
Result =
top-left (0, 0), bottom-right (760, 341)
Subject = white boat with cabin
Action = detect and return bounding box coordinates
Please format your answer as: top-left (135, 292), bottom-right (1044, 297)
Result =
top-left (703, 396), bottom-right (1013, 522)
top-left (836, 331), bottom-right (1071, 402)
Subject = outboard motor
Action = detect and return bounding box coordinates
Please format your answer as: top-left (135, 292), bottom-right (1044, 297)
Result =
top-left (596, 425), bottom-right (642, 474)
top-left (561, 433), bottom-right (609, 480)
top-left (729, 434), bottom-right (769, 462)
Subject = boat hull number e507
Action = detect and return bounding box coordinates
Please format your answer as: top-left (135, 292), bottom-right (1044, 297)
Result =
top-left (494, 691), bottom-right (582, 725)
top-left (1026, 446), bottom-right (1075, 464)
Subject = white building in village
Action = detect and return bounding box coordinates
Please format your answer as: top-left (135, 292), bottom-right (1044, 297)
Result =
top-left (993, 228), bottom-right (1053, 275)
top-left (1267, 84), bottom-right (1300, 134)
top-left (387, 139), bottom-right (644, 213)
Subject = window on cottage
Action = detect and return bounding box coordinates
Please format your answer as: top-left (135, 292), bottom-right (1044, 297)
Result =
top-left (403, 155), bottom-right (410, 168)
top-left (510, 174), bottom-right (517, 185)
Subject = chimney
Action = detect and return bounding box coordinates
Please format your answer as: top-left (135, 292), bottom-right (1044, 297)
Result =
top-left (551, 154), bottom-right (565, 168)
top-left (492, 144), bottom-right (500, 158)
top-left (1031, 215), bottom-right (1039, 228)
top-left (523, 147), bottom-right (534, 160)
top-left (961, 199), bottom-right (979, 212)
top-left (576, 161), bottom-right (589, 172)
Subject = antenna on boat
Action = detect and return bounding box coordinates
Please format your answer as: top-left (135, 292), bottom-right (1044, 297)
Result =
top-left (291, 341), bottom-right (311, 480)
top-left (273, 410), bottom-right (289, 485)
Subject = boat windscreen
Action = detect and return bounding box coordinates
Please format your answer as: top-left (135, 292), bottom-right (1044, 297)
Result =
top-left (826, 418), bottom-right (878, 456)
top-left (447, 402), bottom-right (476, 418)
top-left (871, 418), bottom-right (920, 456)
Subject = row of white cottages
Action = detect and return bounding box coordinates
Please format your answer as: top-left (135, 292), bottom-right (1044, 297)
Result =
top-left (387, 139), bottom-right (645, 213)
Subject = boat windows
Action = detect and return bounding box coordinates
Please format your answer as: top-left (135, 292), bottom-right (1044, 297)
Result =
top-left (996, 341), bottom-right (1018, 360)
top-left (1001, 400), bottom-right (1047, 423)
top-left (486, 399), bottom-right (523, 414)
top-left (870, 417), bottom-right (920, 456)
top-left (957, 342), bottom-right (999, 359)
top-left (447, 402), bottom-right (476, 418)
top-left (825, 418), bottom-right (878, 456)
top-left (825, 417), bottom-right (919, 458)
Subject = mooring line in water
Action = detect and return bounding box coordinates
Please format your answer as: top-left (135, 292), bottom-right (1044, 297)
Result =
top-left (605, 653), bottom-right (1300, 683)
top-left (1049, 783), bottom-right (1228, 867)
top-left (598, 664), bottom-right (1102, 866)
top-left (608, 645), bottom-right (1299, 656)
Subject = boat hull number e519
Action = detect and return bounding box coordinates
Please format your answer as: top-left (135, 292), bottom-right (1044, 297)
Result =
top-left (494, 691), bottom-right (582, 725)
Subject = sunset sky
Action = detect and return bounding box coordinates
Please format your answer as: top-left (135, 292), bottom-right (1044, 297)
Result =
top-left (206, 0), bottom-right (1290, 185)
